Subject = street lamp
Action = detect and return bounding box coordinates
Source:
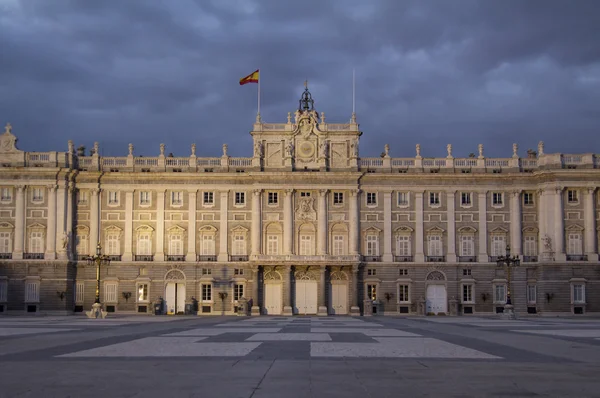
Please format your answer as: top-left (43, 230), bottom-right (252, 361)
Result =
top-left (85, 242), bottom-right (111, 318)
top-left (496, 244), bottom-right (520, 319)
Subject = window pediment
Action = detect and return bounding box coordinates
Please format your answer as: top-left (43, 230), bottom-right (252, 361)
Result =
top-left (490, 226), bottom-right (508, 234)
top-left (331, 222), bottom-right (348, 233)
top-left (199, 225), bottom-right (218, 235)
top-left (75, 225), bottom-right (89, 235)
top-left (0, 221), bottom-right (14, 230)
top-left (522, 226), bottom-right (538, 234)
top-left (364, 226), bottom-right (382, 235)
top-left (458, 226), bottom-right (476, 234)
top-left (230, 225), bottom-right (249, 234)
top-left (394, 225), bottom-right (414, 234)
top-left (167, 225), bottom-right (186, 235)
top-left (135, 225), bottom-right (154, 235)
top-left (566, 224), bottom-right (584, 232)
top-left (426, 226), bottom-right (445, 234)
top-left (298, 222), bottom-right (316, 233)
top-left (27, 223), bottom-right (46, 230)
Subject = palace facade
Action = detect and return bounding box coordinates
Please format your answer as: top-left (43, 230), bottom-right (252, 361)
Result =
top-left (0, 87), bottom-right (599, 316)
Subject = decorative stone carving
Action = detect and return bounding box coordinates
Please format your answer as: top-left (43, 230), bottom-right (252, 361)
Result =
top-left (319, 140), bottom-right (328, 158)
top-left (350, 140), bottom-right (359, 158)
top-left (512, 143), bottom-right (518, 158)
top-left (128, 143), bottom-right (134, 156)
top-left (538, 141), bottom-right (545, 156)
top-left (285, 140), bottom-right (294, 158)
top-left (93, 142), bottom-right (99, 155)
top-left (446, 144), bottom-right (453, 158)
top-left (330, 270), bottom-right (348, 281)
top-left (426, 270), bottom-right (445, 281)
top-left (296, 196), bottom-right (316, 221)
top-left (68, 140), bottom-right (74, 154)
top-left (384, 144), bottom-right (390, 157)
top-left (222, 144), bottom-right (228, 157)
top-left (543, 235), bottom-right (552, 251)
top-left (160, 143), bottom-right (165, 156)
top-left (165, 269), bottom-right (185, 281)
top-left (263, 266), bottom-right (282, 281)
top-left (254, 141), bottom-right (262, 158)
top-left (320, 112), bottom-right (326, 123)
top-left (295, 269), bottom-right (317, 280)
top-left (287, 112), bottom-right (292, 124)
top-left (415, 144), bottom-right (421, 158)
top-left (61, 232), bottom-right (69, 250)
top-left (478, 144), bottom-right (484, 159)
top-left (191, 143), bottom-right (196, 156)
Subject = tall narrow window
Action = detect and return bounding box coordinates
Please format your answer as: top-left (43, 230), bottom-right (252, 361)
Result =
top-left (171, 191), bottom-right (183, 206)
top-left (106, 234), bottom-right (120, 255)
top-left (461, 192), bottom-right (472, 206)
top-left (169, 235), bottom-right (183, 255)
top-left (202, 284), bottom-right (212, 301)
top-left (267, 235), bottom-right (278, 255)
top-left (0, 187), bottom-right (12, 202)
top-left (428, 235), bottom-right (442, 256)
top-left (299, 235), bottom-right (313, 255)
top-left (429, 192), bottom-right (440, 206)
top-left (460, 236), bottom-right (474, 256)
top-left (268, 192), bottom-right (278, 205)
top-left (233, 284), bottom-right (244, 301)
top-left (366, 235), bottom-right (379, 256)
top-left (527, 285), bottom-right (536, 304)
top-left (524, 236), bottom-right (537, 256)
top-left (398, 285), bottom-right (409, 302)
top-left (494, 285), bottom-right (506, 303)
top-left (235, 192), bottom-right (245, 205)
top-left (108, 191), bottom-right (119, 205)
top-left (462, 284), bottom-right (473, 303)
top-left (25, 281), bottom-right (39, 302)
top-left (492, 192), bottom-right (503, 206)
top-left (572, 284), bottom-right (585, 303)
top-left (137, 284), bottom-right (149, 302)
top-left (0, 232), bottom-right (11, 253)
top-left (333, 235), bottom-right (344, 255)
top-left (201, 235), bottom-right (215, 255)
top-left (75, 281), bottom-right (84, 303)
top-left (367, 284), bottom-right (377, 300)
top-left (0, 279), bottom-right (8, 302)
top-left (491, 235), bottom-right (506, 257)
top-left (232, 234), bottom-right (246, 255)
top-left (104, 283), bottom-right (118, 303)
top-left (29, 231), bottom-right (44, 253)
top-left (567, 233), bottom-right (583, 255)
top-left (137, 234), bottom-right (151, 255)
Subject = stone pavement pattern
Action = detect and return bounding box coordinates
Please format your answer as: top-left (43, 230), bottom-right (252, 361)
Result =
top-left (1, 315), bottom-right (600, 397)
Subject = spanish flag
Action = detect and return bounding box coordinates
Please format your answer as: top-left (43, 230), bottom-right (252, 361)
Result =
top-left (239, 69), bottom-right (259, 85)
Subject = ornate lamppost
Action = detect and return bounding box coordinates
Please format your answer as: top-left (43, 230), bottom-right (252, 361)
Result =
top-left (496, 244), bottom-right (520, 319)
top-left (85, 242), bottom-right (111, 318)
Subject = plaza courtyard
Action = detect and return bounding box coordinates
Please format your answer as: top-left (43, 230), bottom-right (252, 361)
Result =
top-left (1, 315), bottom-right (600, 397)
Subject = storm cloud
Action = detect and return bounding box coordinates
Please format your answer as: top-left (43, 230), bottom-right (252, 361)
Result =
top-left (1, 0), bottom-right (599, 158)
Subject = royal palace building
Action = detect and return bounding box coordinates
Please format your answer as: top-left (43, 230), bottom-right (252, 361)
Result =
top-left (0, 87), bottom-right (599, 317)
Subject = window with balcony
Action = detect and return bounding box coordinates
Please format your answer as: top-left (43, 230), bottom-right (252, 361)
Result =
top-left (427, 235), bottom-right (443, 256)
top-left (333, 192), bottom-right (344, 205)
top-left (140, 191), bottom-right (151, 206)
top-left (460, 235), bottom-right (474, 257)
top-left (106, 234), bottom-right (120, 256)
top-left (29, 231), bottom-right (44, 254)
top-left (232, 234), bottom-right (246, 255)
top-left (234, 192), bottom-right (245, 206)
top-left (397, 192), bottom-right (409, 207)
top-left (366, 235), bottom-right (379, 256)
top-left (366, 192), bottom-right (377, 206)
top-left (567, 232), bottom-right (583, 256)
top-left (333, 235), bottom-right (344, 255)
top-left (201, 235), bottom-right (215, 256)
top-left (395, 235), bottom-right (411, 257)
top-left (0, 232), bottom-right (12, 254)
top-left (137, 234), bottom-right (152, 255)
top-left (169, 235), bottom-right (183, 256)
top-left (267, 235), bottom-right (279, 255)
top-left (491, 235), bottom-right (506, 258)
top-left (203, 191), bottom-right (214, 206)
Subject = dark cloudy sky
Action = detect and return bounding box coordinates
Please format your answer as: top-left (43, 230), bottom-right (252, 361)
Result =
top-left (1, 0), bottom-right (599, 159)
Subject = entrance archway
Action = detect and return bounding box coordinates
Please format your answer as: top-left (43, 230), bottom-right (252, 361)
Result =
top-left (164, 269), bottom-right (186, 315)
top-left (425, 270), bottom-right (447, 315)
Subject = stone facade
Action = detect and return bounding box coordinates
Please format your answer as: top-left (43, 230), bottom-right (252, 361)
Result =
top-left (0, 88), bottom-right (599, 316)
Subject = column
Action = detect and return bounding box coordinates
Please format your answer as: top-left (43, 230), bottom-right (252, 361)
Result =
top-left (414, 191), bottom-right (424, 262)
top-left (554, 187), bottom-right (565, 261)
top-left (251, 266), bottom-right (260, 315)
top-left (45, 185), bottom-right (57, 259)
top-left (218, 190), bottom-right (229, 262)
top-left (349, 190), bottom-right (360, 255)
top-left (186, 190), bottom-right (197, 262)
top-left (66, 183), bottom-right (74, 259)
top-left (283, 189), bottom-right (293, 255)
top-left (317, 266), bottom-right (328, 315)
top-left (584, 188), bottom-right (598, 261)
top-left (510, 190), bottom-right (522, 256)
top-left (155, 190), bottom-right (165, 261)
top-left (382, 190), bottom-right (393, 262)
top-left (251, 190), bottom-right (262, 256)
top-left (317, 189), bottom-right (328, 256)
top-left (55, 184), bottom-right (66, 259)
top-left (446, 190), bottom-right (456, 262)
top-left (13, 185), bottom-right (26, 259)
top-left (283, 265), bottom-right (293, 315)
top-left (538, 189), bottom-right (548, 257)
top-left (89, 188), bottom-right (100, 255)
top-left (123, 190), bottom-right (134, 261)
top-left (477, 191), bottom-right (488, 262)
top-left (350, 264), bottom-right (360, 314)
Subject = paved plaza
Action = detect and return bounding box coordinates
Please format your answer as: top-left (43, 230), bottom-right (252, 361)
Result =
top-left (1, 315), bottom-right (600, 397)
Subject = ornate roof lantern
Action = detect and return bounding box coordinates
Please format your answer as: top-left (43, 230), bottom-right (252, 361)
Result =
top-left (298, 80), bottom-right (315, 112)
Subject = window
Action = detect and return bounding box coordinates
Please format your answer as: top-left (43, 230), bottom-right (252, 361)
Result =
top-left (333, 192), bottom-right (344, 205)
top-left (0, 279), bottom-right (8, 302)
top-left (232, 234), bottom-right (246, 255)
top-left (32, 187), bottom-right (44, 202)
top-left (203, 192), bottom-right (214, 205)
top-left (463, 268), bottom-right (472, 276)
top-left (524, 236), bottom-right (537, 256)
top-left (572, 284), bottom-right (585, 303)
top-left (567, 233), bottom-right (583, 255)
top-left (108, 191), bottom-right (119, 205)
top-left (171, 191), bottom-right (183, 206)
top-left (399, 268), bottom-right (409, 276)
top-left (140, 191), bottom-right (151, 206)
top-left (169, 235), bottom-right (183, 255)
top-left (104, 283), bottom-right (117, 303)
top-left (461, 192), bottom-right (472, 206)
top-left (299, 235), bottom-right (313, 256)
top-left (0, 232), bottom-right (11, 253)
top-left (235, 192), bottom-right (245, 205)
top-left (267, 235), bottom-right (279, 255)
top-left (527, 285), bottom-right (536, 304)
top-left (76, 234), bottom-right (88, 256)
top-left (523, 192), bottom-right (534, 206)
top-left (429, 192), bottom-right (440, 206)
top-left (300, 192), bottom-right (311, 197)
top-left (396, 236), bottom-right (411, 256)
top-left (268, 192), bottom-right (278, 205)
top-left (367, 284), bottom-right (377, 300)
top-left (333, 235), bottom-right (344, 255)
top-left (367, 268), bottom-right (376, 276)
top-left (397, 192), bottom-right (409, 207)
top-left (233, 284), bottom-right (244, 301)
top-left (77, 190), bottom-right (88, 205)
top-left (201, 235), bottom-right (215, 255)
top-left (366, 235), bottom-right (379, 256)
top-left (398, 285), bottom-right (409, 303)
top-left (201, 268), bottom-right (212, 275)
top-left (492, 192), bottom-right (503, 206)
top-left (494, 285), bottom-right (506, 303)
top-left (234, 268), bottom-right (244, 275)
top-left (106, 234), bottom-right (120, 255)
top-left (29, 231), bottom-right (44, 253)
top-left (428, 235), bottom-right (442, 256)
top-left (25, 281), bottom-right (39, 302)
top-left (462, 284), bottom-right (473, 303)
top-left (137, 234), bottom-right (151, 255)
top-left (75, 281), bottom-right (84, 303)
top-left (491, 235), bottom-right (506, 257)
top-left (460, 236), bottom-right (474, 256)
top-left (137, 284), bottom-right (149, 302)
top-left (567, 190), bottom-right (578, 204)
top-left (201, 284), bottom-right (212, 301)
top-left (1, 187), bottom-right (12, 202)
top-left (366, 192), bottom-right (377, 206)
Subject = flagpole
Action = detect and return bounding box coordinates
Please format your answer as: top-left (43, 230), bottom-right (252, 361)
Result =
top-left (257, 70), bottom-right (261, 121)
top-left (351, 68), bottom-right (356, 123)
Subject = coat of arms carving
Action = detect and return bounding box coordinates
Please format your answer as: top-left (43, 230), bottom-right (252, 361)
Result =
top-left (296, 197), bottom-right (316, 220)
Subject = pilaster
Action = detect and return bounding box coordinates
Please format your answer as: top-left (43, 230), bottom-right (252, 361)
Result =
top-left (123, 190), bottom-right (134, 262)
top-left (510, 190), bottom-right (522, 256)
top-left (446, 190), bottom-right (456, 262)
top-left (317, 266), bottom-right (328, 316)
top-left (283, 189), bottom-right (293, 255)
top-left (55, 184), bottom-right (66, 260)
top-left (89, 188), bottom-right (100, 255)
top-left (155, 189), bottom-right (165, 262)
top-left (350, 264), bottom-right (360, 315)
top-left (66, 183), bottom-right (74, 260)
top-left (382, 190), bottom-right (393, 262)
top-left (414, 191), bottom-right (425, 262)
top-left (317, 189), bottom-right (328, 255)
top-left (45, 185), bottom-right (57, 259)
top-left (349, 189), bottom-right (360, 255)
top-left (538, 189), bottom-right (549, 258)
top-left (584, 188), bottom-right (598, 261)
top-left (251, 266), bottom-right (261, 315)
top-left (478, 191), bottom-right (488, 262)
top-left (554, 187), bottom-right (566, 262)
top-left (251, 189), bottom-right (262, 256)
top-left (186, 190), bottom-right (197, 262)
top-left (283, 265), bottom-right (293, 316)
top-left (218, 190), bottom-right (229, 261)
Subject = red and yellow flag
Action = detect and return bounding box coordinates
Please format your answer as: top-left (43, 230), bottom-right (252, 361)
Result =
top-left (239, 69), bottom-right (259, 85)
